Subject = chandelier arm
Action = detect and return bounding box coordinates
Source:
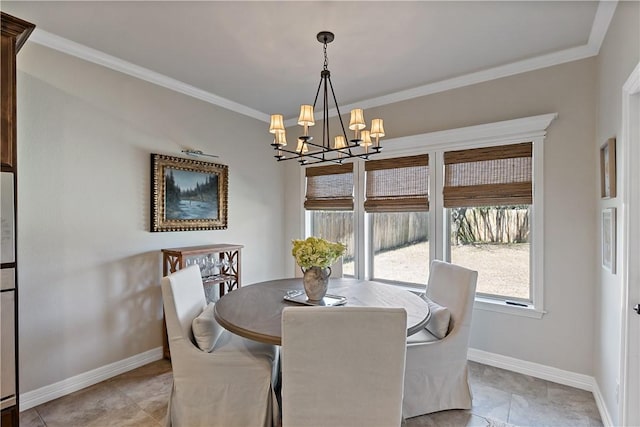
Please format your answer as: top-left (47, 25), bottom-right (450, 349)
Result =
top-left (274, 145), bottom-right (370, 158)
top-left (323, 73), bottom-right (330, 156)
top-left (303, 140), bottom-right (330, 150)
top-left (278, 156), bottom-right (345, 165)
top-left (311, 75), bottom-right (323, 110)
top-left (297, 141), bottom-right (348, 152)
top-left (275, 147), bottom-right (346, 164)
top-left (294, 158), bottom-right (348, 166)
top-left (288, 151), bottom-right (371, 165)
top-left (327, 75), bottom-right (353, 156)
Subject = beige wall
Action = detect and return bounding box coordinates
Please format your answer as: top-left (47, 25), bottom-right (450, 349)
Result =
top-left (595, 1), bottom-right (640, 425)
top-left (13, 3), bottom-right (638, 414)
top-left (456, 60), bottom-right (596, 374)
top-left (16, 43), bottom-right (286, 393)
top-left (285, 57), bottom-right (598, 375)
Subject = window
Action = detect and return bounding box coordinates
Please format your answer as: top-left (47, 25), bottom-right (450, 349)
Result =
top-left (444, 143), bottom-right (532, 301)
top-left (364, 155), bottom-right (430, 285)
top-left (304, 164), bottom-right (355, 276)
top-left (301, 114), bottom-right (556, 317)
top-left (304, 164), bottom-right (354, 211)
top-left (449, 206), bottom-right (530, 299)
top-left (310, 211), bottom-right (354, 276)
top-left (369, 211), bottom-right (430, 285)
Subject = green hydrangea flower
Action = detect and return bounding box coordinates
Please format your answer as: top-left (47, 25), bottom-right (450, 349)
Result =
top-left (291, 237), bottom-right (346, 269)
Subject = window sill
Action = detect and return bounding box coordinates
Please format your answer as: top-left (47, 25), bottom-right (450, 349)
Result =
top-left (379, 281), bottom-right (546, 319)
top-left (473, 296), bottom-right (545, 319)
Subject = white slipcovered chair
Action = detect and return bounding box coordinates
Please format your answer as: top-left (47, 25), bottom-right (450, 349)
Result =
top-left (402, 260), bottom-right (478, 418)
top-left (281, 306), bottom-right (407, 427)
top-left (161, 265), bottom-right (280, 427)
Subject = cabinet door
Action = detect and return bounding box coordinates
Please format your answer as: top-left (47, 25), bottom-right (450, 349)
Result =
top-left (0, 290), bottom-right (16, 406)
top-left (0, 173), bottom-right (15, 264)
top-left (0, 35), bottom-right (16, 169)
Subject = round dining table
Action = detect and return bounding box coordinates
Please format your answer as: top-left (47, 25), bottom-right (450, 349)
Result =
top-left (214, 277), bottom-right (431, 345)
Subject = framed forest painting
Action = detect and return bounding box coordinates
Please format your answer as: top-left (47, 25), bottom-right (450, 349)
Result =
top-left (150, 153), bottom-right (228, 232)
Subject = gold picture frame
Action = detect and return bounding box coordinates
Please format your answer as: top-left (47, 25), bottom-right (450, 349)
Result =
top-left (600, 138), bottom-right (616, 199)
top-left (150, 154), bottom-right (228, 232)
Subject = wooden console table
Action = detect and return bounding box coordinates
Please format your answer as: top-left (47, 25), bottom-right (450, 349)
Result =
top-left (161, 243), bottom-right (243, 358)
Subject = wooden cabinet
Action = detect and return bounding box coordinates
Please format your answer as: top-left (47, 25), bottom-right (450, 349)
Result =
top-left (162, 244), bottom-right (243, 296)
top-left (161, 244), bottom-right (243, 358)
top-left (1, 291), bottom-right (16, 410)
top-left (1, 13), bottom-right (34, 169)
top-left (1, 12), bottom-right (34, 426)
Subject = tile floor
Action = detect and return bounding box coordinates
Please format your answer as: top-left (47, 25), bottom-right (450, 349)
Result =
top-left (20, 360), bottom-right (602, 427)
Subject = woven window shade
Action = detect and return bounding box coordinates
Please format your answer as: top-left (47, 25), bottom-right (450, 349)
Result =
top-left (305, 164), bottom-right (354, 211)
top-left (443, 142), bottom-right (532, 208)
top-left (364, 155), bottom-right (429, 212)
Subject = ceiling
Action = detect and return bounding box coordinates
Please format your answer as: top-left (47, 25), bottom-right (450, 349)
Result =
top-left (3, 1), bottom-right (614, 122)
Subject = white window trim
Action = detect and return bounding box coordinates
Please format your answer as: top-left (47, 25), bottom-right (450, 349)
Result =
top-left (302, 113), bottom-right (557, 318)
top-left (354, 161), bottom-right (366, 279)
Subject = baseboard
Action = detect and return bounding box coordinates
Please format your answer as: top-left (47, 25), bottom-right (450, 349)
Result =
top-left (19, 345), bottom-right (613, 423)
top-left (591, 380), bottom-right (614, 427)
top-left (468, 348), bottom-right (617, 424)
top-left (468, 347), bottom-right (594, 391)
top-left (19, 347), bottom-right (163, 411)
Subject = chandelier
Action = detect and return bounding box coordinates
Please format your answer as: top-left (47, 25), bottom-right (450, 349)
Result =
top-left (268, 31), bottom-right (385, 165)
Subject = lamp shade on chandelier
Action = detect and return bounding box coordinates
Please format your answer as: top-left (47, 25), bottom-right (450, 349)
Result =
top-left (269, 31), bottom-right (385, 165)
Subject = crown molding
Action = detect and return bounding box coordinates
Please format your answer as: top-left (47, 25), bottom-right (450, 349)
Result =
top-left (588, 0), bottom-right (618, 52)
top-left (289, 44), bottom-right (595, 127)
top-left (321, 0), bottom-right (617, 122)
top-left (28, 29), bottom-right (270, 123)
top-left (379, 113), bottom-right (558, 156)
top-left (285, 1), bottom-right (616, 126)
top-left (26, 1), bottom-right (616, 125)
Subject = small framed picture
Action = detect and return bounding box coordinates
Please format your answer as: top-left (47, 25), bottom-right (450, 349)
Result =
top-left (600, 138), bottom-right (616, 198)
top-left (602, 207), bottom-right (616, 273)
